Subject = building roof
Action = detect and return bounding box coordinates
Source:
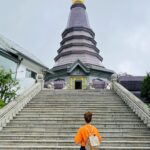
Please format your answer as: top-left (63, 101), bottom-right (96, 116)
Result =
top-left (119, 76), bottom-right (145, 81)
top-left (88, 64), bottom-right (115, 74)
top-left (52, 62), bottom-right (114, 75)
top-left (67, 59), bottom-right (90, 74)
top-left (0, 34), bottom-right (49, 69)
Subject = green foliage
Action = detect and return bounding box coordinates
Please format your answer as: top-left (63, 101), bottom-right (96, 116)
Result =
top-left (0, 99), bottom-right (5, 108)
top-left (0, 68), bottom-right (19, 104)
top-left (141, 74), bottom-right (150, 102)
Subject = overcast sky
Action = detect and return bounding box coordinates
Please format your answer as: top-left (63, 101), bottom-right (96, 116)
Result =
top-left (0, 0), bottom-right (150, 75)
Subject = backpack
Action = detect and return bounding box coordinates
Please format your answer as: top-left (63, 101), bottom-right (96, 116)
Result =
top-left (85, 125), bottom-right (100, 150)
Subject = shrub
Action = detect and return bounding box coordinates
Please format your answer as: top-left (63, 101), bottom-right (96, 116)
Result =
top-left (0, 68), bottom-right (19, 104)
top-left (141, 74), bottom-right (150, 102)
top-left (0, 99), bottom-right (5, 108)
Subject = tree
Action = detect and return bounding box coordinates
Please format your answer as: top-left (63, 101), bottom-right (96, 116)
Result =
top-left (141, 73), bottom-right (150, 102)
top-left (0, 68), bottom-right (19, 104)
top-left (0, 99), bottom-right (5, 108)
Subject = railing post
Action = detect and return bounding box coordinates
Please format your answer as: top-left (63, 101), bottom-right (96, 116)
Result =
top-left (36, 74), bottom-right (44, 90)
top-left (111, 73), bottom-right (118, 82)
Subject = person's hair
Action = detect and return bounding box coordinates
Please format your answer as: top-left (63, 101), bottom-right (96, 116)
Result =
top-left (84, 112), bottom-right (92, 123)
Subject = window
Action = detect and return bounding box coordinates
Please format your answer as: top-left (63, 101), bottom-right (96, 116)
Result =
top-left (92, 79), bottom-right (106, 89)
top-left (26, 69), bottom-right (37, 79)
top-left (0, 55), bottom-right (17, 78)
top-left (54, 79), bottom-right (65, 89)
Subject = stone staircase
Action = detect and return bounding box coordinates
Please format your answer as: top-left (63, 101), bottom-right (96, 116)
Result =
top-left (0, 89), bottom-right (150, 149)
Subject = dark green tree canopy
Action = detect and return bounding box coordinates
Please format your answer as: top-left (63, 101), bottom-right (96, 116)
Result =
top-left (141, 73), bottom-right (150, 101)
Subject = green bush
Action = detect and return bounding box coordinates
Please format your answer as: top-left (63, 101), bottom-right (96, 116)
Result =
top-left (0, 68), bottom-right (19, 104)
top-left (0, 99), bottom-right (5, 108)
top-left (141, 74), bottom-right (150, 102)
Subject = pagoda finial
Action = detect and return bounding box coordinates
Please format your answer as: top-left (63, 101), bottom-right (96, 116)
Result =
top-left (72, 0), bottom-right (85, 4)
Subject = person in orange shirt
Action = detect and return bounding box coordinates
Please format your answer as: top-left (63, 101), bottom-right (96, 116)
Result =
top-left (74, 112), bottom-right (103, 150)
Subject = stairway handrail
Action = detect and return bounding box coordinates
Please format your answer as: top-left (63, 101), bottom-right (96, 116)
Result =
top-left (0, 82), bottom-right (42, 130)
top-left (111, 80), bottom-right (150, 127)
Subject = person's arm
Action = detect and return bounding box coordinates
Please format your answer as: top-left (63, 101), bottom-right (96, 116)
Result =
top-left (95, 128), bottom-right (103, 143)
top-left (74, 128), bottom-right (82, 145)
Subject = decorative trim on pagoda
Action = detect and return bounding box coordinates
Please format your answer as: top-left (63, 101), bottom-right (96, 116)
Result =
top-left (57, 43), bottom-right (100, 53)
top-left (54, 50), bottom-right (103, 62)
top-left (62, 27), bottom-right (95, 38)
top-left (71, 3), bottom-right (86, 9)
top-left (60, 35), bottom-right (97, 46)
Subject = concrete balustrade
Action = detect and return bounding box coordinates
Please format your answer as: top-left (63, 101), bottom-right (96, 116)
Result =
top-left (0, 82), bottom-right (43, 130)
top-left (111, 74), bottom-right (150, 127)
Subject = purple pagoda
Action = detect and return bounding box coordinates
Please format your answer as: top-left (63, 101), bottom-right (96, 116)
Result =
top-left (45, 0), bottom-right (114, 89)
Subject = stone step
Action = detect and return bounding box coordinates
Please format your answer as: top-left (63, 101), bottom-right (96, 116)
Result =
top-left (46, 95), bottom-right (118, 97)
top-left (31, 99), bottom-right (120, 102)
top-left (29, 101), bottom-right (124, 104)
top-left (34, 97), bottom-right (118, 100)
top-left (35, 92), bottom-right (117, 94)
top-left (6, 123), bottom-right (147, 128)
top-left (33, 95), bottom-right (120, 101)
top-left (40, 89), bottom-right (112, 91)
top-left (41, 89), bottom-right (113, 92)
top-left (33, 94), bottom-right (119, 97)
top-left (38, 91), bottom-right (115, 95)
top-left (26, 103), bottom-right (127, 106)
top-left (32, 94), bottom-right (116, 96)
top-left (24, 105), bottom-right (129, 108)
top-left (0, 145), bottom-right (150, 150)
top-left (27, 104), bottom-right (126, 107)
top-left (17, 112), bottom-right (137, 116)
top-left (36, 93), bottom-right (116, 96)
top-left (32, 96), bottom-right (121, 100)
top-left (1, 131), bottom-right (150, 137)
top-left (0, 135), bottom-right (150, 141)
top-left (0, 140), bottom-right (149, 147)
top-left (16, 114), bottom-right (137, 119)
top-left (30, 100), bottom-right (123, 103)
top-left (20, 109), bottom-right (133, 113)
top-left (8, 120), bottom-right (144, 124)
top-left (37, 91), bottom-right (116, 93)
top-left (3, 123), bottom-right (148, 129)
top-left (10, 120), bottom-right (143, 124)
top-left (14, 115), bottom-right (140, 119)
top-left (13, 118), bottom-right (141, 122)
top-left (22, 108), bottom-right (131, 112)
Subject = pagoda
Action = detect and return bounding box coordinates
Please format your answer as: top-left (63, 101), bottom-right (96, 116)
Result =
top-left (46, 0), bottom-right (114, 89)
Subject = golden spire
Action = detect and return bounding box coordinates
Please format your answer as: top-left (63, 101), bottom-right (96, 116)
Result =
top-left (72, 0), bottom-right (85, 4)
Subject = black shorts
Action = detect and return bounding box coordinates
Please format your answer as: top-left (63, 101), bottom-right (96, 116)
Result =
top-left (80, 146), bottom-right (86, 150)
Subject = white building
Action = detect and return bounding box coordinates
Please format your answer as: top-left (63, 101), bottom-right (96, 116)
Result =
top-left (0, 34), bottom-right (49, 93)
top-left (0, 34), bottom-right (49, 79)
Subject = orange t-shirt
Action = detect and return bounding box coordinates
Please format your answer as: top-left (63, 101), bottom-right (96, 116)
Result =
top-left (74, 124), bottom-right (102, 146)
